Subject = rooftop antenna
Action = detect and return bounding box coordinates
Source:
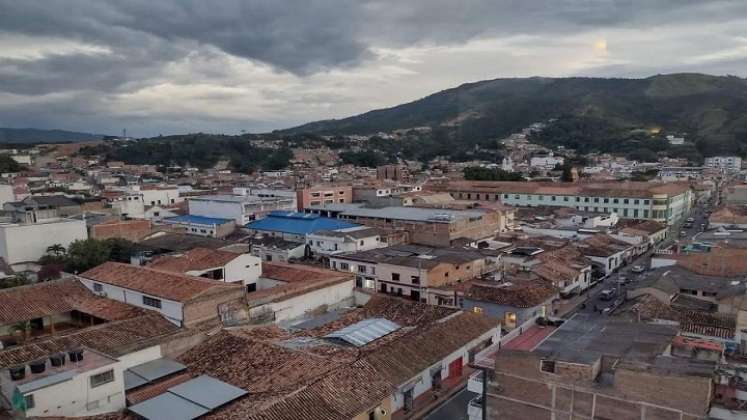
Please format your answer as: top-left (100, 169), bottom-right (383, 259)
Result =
top-left (122, 128), bottom-right (127, 138)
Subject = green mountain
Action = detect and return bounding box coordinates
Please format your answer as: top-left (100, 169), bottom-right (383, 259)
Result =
top-left (281, 73), bottom-right (747, 159)
top-left (0, 128), bottom-right (105, 144)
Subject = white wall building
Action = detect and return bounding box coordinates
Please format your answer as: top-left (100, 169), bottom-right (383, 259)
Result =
top-left (188, 194), bottom-right (296, 225)
top-left (0, 218), bottom-right (87, 266)
top-left (109, 194), bottom-right (145, 219)
top-left (0, 184), bottom-right (14, 207)
top-left (529, 152), bottom-right (564, 170)
top-left (133, 186), bottom-right (182, 207)
top-left (705, 156), bottom-right (742, 171)
top-left (306, 226), bottom-right (383, 256)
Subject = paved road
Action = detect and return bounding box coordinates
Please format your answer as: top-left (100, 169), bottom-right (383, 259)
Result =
top-left (423, 387), bottom-right (476, 420)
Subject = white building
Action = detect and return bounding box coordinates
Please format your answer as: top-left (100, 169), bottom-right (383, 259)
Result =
top-left (133, 185), bottom-right (182, 207)
top-left (529, 152), bottom-right (564, 170)
top-left (306, 226), bottom-right (383, 256)
top-left (188, 193), bottom-right (296, 225)
top-left (0, 184), bottom-right (14, 207)
top-left (0, 218), bottom-right (87, 266)
top-left (705, 156), bottom-right (742, 171)
top-left (109, 194), bottom-right (145, 219)
top-left (666, 135), bottom-right (685, 145)
top-left (148, 247), bottom-right (262, 292)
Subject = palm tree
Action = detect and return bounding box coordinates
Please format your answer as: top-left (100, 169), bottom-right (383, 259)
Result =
top-left (46, 244), bottom-right (66, 257)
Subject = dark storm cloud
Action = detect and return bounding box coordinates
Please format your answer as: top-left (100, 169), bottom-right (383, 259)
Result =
top-left (1, 0), bottom-right (746, 135)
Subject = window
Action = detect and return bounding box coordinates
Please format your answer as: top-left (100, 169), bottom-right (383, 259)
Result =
top-left (551, 196), bottom-right (556, 201)
top-left (603, 198), bottom-right (609, 203)
top-left (360, 240), bottom-right (364, 246)
top-left (593, 198), bottom-right (599, 203)
top-left (540, 360), bottom-right (556, 373)
top-left (644, 199), bottom-right (650, 205)
top-left (575, 197), bottom-right (580, 202)
top-left (24, 394), bottom-right (34, 409)
top-left (563, 196), bottom-right (569, 202)
top-left (503, 194), bottom-right (509, 199)
top-left (90, 369), bottom-right (115, 388)
top-left (392, 273), bottom-right (400, 281)
top-left (584, 197), bottom-right (589, 203)
top-left (142, 296), bottom-right (162, 309)
top-left (623, 199), bottom-right (629, 204)
top-left (358, 265), bottom-right (367, 273)
top-left (340, 262), bottom-right (349, 270)
top-left (411, 275), bottom-right (420, 284)
top-left (634, 199), bottom-right (640, 205)
top-left (703, 291), bottom-right (717, 297)
top-left (613, 198), bottom-right (619, 204)
top-left (93, 283), bottom-right (103, 292)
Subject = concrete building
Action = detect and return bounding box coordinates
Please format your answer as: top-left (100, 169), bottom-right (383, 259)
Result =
top-left (187, 193), bottom-right (296, 225)
top-left (0, 184), bottom-right (13, 207)
top-left (78, 262), bottom-right (245, 327)
top-left (132, 185), bottom-right (182, 206)
top-left (0, 218), bottom-right (87, 266)
top-left (162, 215), bottom-right (236, 238)
top-left (295, 184), bottom-right (353, 210)
top-left (248, 237), bottom-right (306, 263)
top-left (329, 244), bottom-right (497, 301)
top-left (478, 313), bottom-right (716, 420)
top-left (307, 203), bottom-right (504, 247)
top-left (436, 180), bottom-right (694, 225)
top-left (108, 193), bottom-right (146, 219)
top-left (706, 156), bottom-right (742, 171)
top-left (306, 226), bottom-right (384, 256)
top-left (529, 152), bottom-right (564, 170)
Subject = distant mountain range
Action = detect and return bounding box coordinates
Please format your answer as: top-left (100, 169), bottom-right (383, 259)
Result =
top-left (0, 128), bottom-right (105, 144)
top-left (280, 73), bottom-right (747, 157)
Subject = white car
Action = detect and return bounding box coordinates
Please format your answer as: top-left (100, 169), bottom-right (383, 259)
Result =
top-left (631, 265), bottom-right (645, 273)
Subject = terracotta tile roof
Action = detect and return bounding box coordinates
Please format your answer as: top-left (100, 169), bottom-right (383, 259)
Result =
top-left (442, 180), bottom-right (691, 198)
top-left (710, 205), bottom-right (747, 224)
top-left (618, 219), bottom-right (668, 236)
top-left (177, 295), bottom-right (491, 420)
top-left (147, 247), bottom-right (240, 273)
top-left (81, 262), bottom-right (242, 302)
top-left (632, 295), bottom-right (736, 339)
top-left (465, 279), bottom-right (558, 308)
top-left (363, 311), bottom-right (499, 385)
top-left (0, 314), bottom-right (179, 368)
top-left (0, 278), bottom-right (145, 325)
top-left (261, 262), bottom-right (350, 283)
top-left (577, 234), bottom-right (632, 257)
top-left (673, 248), bottom-right (747, 277)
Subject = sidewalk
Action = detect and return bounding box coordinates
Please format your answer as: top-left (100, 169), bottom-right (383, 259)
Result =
top-left (392, 366), bottom-right (475, 420)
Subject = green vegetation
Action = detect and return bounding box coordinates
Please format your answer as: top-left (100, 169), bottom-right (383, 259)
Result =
top-left (339, 150), bottom-right (390, 167)
top-left (0, 154), bottom-right (23, 172)
top-left (280, 74), bottom-right (747, 162)
top-left (40, 238), bottom-right (136, 274)
top-left (464, 166), bottom-right (525, 181)
top-left (99, 134), bottom-right (294, 172)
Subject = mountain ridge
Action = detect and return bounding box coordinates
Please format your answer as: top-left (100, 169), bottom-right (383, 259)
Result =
top-left (0, 127), bottom-right (106, 144)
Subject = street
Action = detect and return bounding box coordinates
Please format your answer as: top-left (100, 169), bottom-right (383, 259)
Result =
top-left (423, 387), bottom-right (475, 420)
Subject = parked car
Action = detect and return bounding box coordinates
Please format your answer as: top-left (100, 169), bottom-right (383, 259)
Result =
top-left (687, 217), bottom-right (695, 223)
top-left (600, 289), bottom-right (617, 301)
top-left (631, 265), bottom-right (645, 273)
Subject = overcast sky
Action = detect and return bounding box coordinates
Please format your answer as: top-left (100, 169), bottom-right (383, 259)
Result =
top-left (1, 0), bottom-right (746, 137)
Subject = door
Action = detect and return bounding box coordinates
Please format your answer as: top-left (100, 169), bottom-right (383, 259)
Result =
top-left (448, 357), bottom-right (463, 378)
top-left (410, 290), bottom-right (420, 302)
top-left (403, 388), bottom-right (414, 412)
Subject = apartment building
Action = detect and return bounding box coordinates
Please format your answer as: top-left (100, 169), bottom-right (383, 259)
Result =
top-left (705, 156), bottom-right (742, 171)
top-left (437, 180), bottom-right (693, 225)
top-left (329, 244), bottom-right (497, 301)
top-left (295, 184), bottom-right (353, 210)
top-left (0, 218), bottom-right (87, 266)
top-left (307, 203), bottom-right (504, 247)
top-left (187, 193), bottom-right (296, 225)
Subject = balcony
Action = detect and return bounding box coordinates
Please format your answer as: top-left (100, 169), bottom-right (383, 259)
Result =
top-left (468, 395), bottom-right (482, 420)
top-left (467, 371), bottom-right (483, 393)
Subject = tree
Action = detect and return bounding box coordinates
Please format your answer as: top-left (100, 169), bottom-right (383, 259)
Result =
top-left (64, 239), bottom-right (113, 273)
top-left (46, 244), bottom-right (66, 257)
top-left (560, 164), bottom-right (575, 182)
top-left (0, 155), bottom-right (22, 173)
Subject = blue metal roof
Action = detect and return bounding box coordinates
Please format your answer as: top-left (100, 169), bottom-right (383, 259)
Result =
top-left (163, 215), bottom-right (232, 226)
top-left (246, 211), bottom-right (358, 235)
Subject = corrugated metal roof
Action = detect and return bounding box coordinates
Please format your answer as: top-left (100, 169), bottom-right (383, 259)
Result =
top-left (163, 215), bottom-right (233, 226)
top-left (124, 358), bottom-right (187, 390)
top-left (246, 211), bottom-right (358, 235)
top-left (127, 375), bottom-right (247, 419)
top-left (128, 392), bottom-right (209, 420)
top-left (168, 375), bottom-right (247, 409)
top-left (324, 318), bottom-right (401, 347)
top-left (16, 370), bottom-right (75, 394)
